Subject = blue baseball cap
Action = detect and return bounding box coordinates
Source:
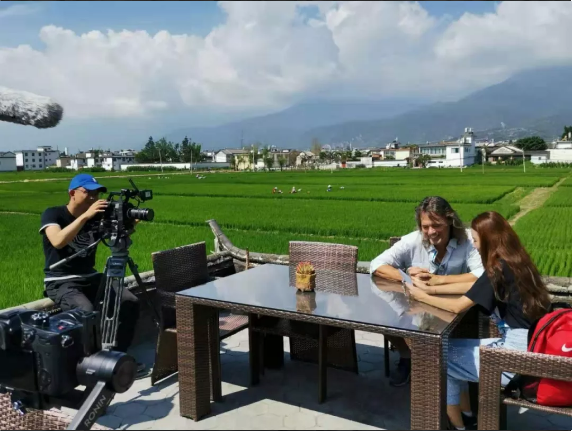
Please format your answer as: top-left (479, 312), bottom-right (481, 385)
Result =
top-left (69, 174), bottom-right (107, 193)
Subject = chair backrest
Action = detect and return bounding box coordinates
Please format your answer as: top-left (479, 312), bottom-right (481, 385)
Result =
top-left (152, 241), bottom-right (209, 294)
top-left (389, 236), bottom-right (401, 247)
top-left (289, 241), bottom-right (358, 273)
top-left (289, 241), bottom-right (358, 295)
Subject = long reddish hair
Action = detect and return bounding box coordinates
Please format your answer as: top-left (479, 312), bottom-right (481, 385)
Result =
top-left (471, 211), bottom-right (550, 320)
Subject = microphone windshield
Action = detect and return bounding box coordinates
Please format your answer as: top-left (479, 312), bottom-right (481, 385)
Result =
top-left (0, 87), bottom-right (63, 129)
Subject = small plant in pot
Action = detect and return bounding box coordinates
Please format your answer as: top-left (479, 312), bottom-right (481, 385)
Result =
top-left (295, 262), bottom-right (316, 292)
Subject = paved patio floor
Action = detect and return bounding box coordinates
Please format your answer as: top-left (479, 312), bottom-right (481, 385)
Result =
top-left (77, 329), bottom-right (572, 430)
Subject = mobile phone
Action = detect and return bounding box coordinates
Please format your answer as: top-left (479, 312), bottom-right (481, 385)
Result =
top-left (398, 269), bottom-right (412, 285)
top-left (398, 269), bottom-right (412, 295)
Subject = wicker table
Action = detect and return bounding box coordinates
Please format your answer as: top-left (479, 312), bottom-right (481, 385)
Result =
top-left (175, 264), bottom-right (465, 430)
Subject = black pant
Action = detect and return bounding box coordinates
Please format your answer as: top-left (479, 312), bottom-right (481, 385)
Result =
top-left (45, 274), bottom-right (140, 353)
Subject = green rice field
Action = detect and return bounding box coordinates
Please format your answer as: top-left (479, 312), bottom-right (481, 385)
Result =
top-left (0, 165), bottom-right (570, 309)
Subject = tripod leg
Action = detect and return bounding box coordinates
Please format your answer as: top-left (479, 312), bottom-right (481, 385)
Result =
top-left (100, 274), bottom-right (117, 350)
top-left (128, 258), bottom-right (160, 326)
top-left (94, 260), bottom-right (111, 312)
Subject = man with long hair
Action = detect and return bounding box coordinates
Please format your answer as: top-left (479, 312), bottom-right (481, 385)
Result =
top-left (407, 211), bottom-right (550, 429)
top-left (370, 196), bottom-right (484, 386)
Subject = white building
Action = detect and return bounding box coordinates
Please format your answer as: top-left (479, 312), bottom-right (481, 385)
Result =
top-left (296, 151), bottom-right (315, 167)
top-left (14, 146), bottom-right (60, 171)
top-left (70, 153), bottom-right (87, 170)
top-left (419, 144), bottom-right (447, 158)
top-left (268, 148), bottom-right (295, 168)
top-left (541, 135), bottom-right (572, 162)
top-left (442, 128), bottom-right (476, 167)
top-left (85, 151), bottom-right (103, 169)
top-left (214, 149), bottom-right (249, 163)
top-left (0, 152), bottom-right (17, 171)
top-left (544, 149), bottom-right (572, 164)
top-left (488, 145), bottom-right (525, 163)
top-left (202, 151), bottom-right (216, 162)
top-left (530, 152), bottom-right (550, 165)
top-left (56, 156), bottom-right (71, 168)
top-left (85, 150), bottom-right (137, 171)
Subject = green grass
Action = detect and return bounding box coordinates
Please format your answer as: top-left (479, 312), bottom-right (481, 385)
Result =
top-left (494, 187), bottom-right (535, 206)
top-left (515, 207), bottom-right (572, 277)
top-left (0, 213), bottom-right (388, 309)
top-left (0, 170), bottom-right (198, 182)
top-left (543, 186), bottom-right (572, 207)
top-left (1, 167), bottom-right (570, 309)
top-left (0, 192), bottom-right (520, 239)
top-left (0, 181), bottom-right (516, 204)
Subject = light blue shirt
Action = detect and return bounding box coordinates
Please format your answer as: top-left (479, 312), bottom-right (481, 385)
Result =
top-left (370, 229), bottom-right (484, 278)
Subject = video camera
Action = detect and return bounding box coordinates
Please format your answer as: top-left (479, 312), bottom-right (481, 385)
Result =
top-left (0, 309), bottom-right (136, 430)
top-left (97, 179), bottom-right (154, 242)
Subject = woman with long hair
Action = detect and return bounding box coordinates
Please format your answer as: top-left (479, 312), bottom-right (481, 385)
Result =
top-left (406, 211), bottom-right (551, 430)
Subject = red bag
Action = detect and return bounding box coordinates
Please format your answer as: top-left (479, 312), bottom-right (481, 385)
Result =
top-left (529, 308), bottom-right (572, 406)
top-left (505, 306), bottom-right (572, 406)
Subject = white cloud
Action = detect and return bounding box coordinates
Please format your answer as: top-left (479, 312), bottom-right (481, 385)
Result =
top-left (0, 3), bottom-right (41, 19)
top-left (0, 1), bottom-right (571, 119)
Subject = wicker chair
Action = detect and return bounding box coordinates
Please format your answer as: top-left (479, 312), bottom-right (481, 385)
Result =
top-left (151, 242), bottom-right (248, 386)
top-left (250, 241), bottom-right (359, 403)
top-left (0, 394), bottom-right (110, 430)
top-left (477, 307), bottom-right (572, 430)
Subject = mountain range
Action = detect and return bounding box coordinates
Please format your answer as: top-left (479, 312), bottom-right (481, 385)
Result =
top-left (164, 65), bottom-right (572, 149)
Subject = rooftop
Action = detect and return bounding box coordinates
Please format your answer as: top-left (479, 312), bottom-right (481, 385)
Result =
top-left (52, 306), bottom-right (572, 431)
top-left (220, 149), bottom-right (249, 155)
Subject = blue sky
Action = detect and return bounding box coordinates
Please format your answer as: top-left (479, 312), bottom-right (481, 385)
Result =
top-left (1, 1), bottom-right (568, 151)
top-left (0, 1), bottom-right (498, 48)
top-left (0, 1), bottom-right (225, 48)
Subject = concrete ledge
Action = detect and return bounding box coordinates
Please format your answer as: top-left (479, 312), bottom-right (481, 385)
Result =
top-left (4, 222), bottom-right (570, 314)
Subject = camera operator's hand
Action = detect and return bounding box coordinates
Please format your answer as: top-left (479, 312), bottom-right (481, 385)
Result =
top-left (82, 199), bottom-right (108, 221)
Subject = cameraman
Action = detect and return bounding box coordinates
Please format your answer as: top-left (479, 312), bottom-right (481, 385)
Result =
top-left (40, 174), bottom-right (141, 359)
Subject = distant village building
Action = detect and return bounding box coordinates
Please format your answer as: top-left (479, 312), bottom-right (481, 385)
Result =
top-left (70, 153), bottom-right (87, 170)
top-left (201, 151), bottom-right (216, 162)
top-left (268, 148), bottom-right (295, 167)
top-left (56, 156), bottom-right (71, 168)
top-left (0, 151), bottom-right (17, 172)
top-left (540, 136), bottom-right (572, 164)
top-left (296, 151), bottom-right (315, 167)
top-left (419, 144), bottom-right (446, 157)
top-left (488, 145), bottom-right (525, 163)
top-left (14, 146), bottom-right (60, 171)
top-left (424, 128), bottom-right (477, 168)
top-left (214, 149), bottom-right (249, 163)
top-left (85, 150), bottom-right (137, 171)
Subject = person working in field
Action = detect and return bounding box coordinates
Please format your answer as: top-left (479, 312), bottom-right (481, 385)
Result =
top-left (370, 196), bottom-right (484, 387)
top-left (39, 174), bottom-right (143, 372)
top-left (406, 211), bottom-right (550, 430)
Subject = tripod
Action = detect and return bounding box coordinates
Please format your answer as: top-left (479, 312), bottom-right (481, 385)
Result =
top-left (94, 235), bottom-right (159, 350)
top-left (51, 235), bottom-right (159, 351)
top-left (44, 235), bottom-right (159, 430)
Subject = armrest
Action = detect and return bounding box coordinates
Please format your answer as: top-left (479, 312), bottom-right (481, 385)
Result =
top-left (156, 289), bottom-right (176, 309)
top-left (480, 345), bottom-right (572, 381)
top-left (478, 346), bottom-right (572, 430)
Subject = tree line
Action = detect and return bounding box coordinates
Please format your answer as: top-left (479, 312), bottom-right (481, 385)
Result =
top-left (135, 136), bottom-right (205, 164)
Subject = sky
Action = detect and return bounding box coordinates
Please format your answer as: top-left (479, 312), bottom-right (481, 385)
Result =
top-left (1, 1), bottom-right (572, 152)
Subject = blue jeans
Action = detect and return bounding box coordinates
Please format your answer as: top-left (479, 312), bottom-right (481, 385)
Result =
top-left (447, 329), bottom-right (528, 405)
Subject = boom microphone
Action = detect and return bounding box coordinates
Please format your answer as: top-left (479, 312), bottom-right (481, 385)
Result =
top-left (0, 86), bottom-right (63, 128)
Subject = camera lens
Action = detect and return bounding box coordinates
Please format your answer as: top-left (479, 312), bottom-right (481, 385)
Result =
top-left (126, 208), bottom-right (154, 222)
